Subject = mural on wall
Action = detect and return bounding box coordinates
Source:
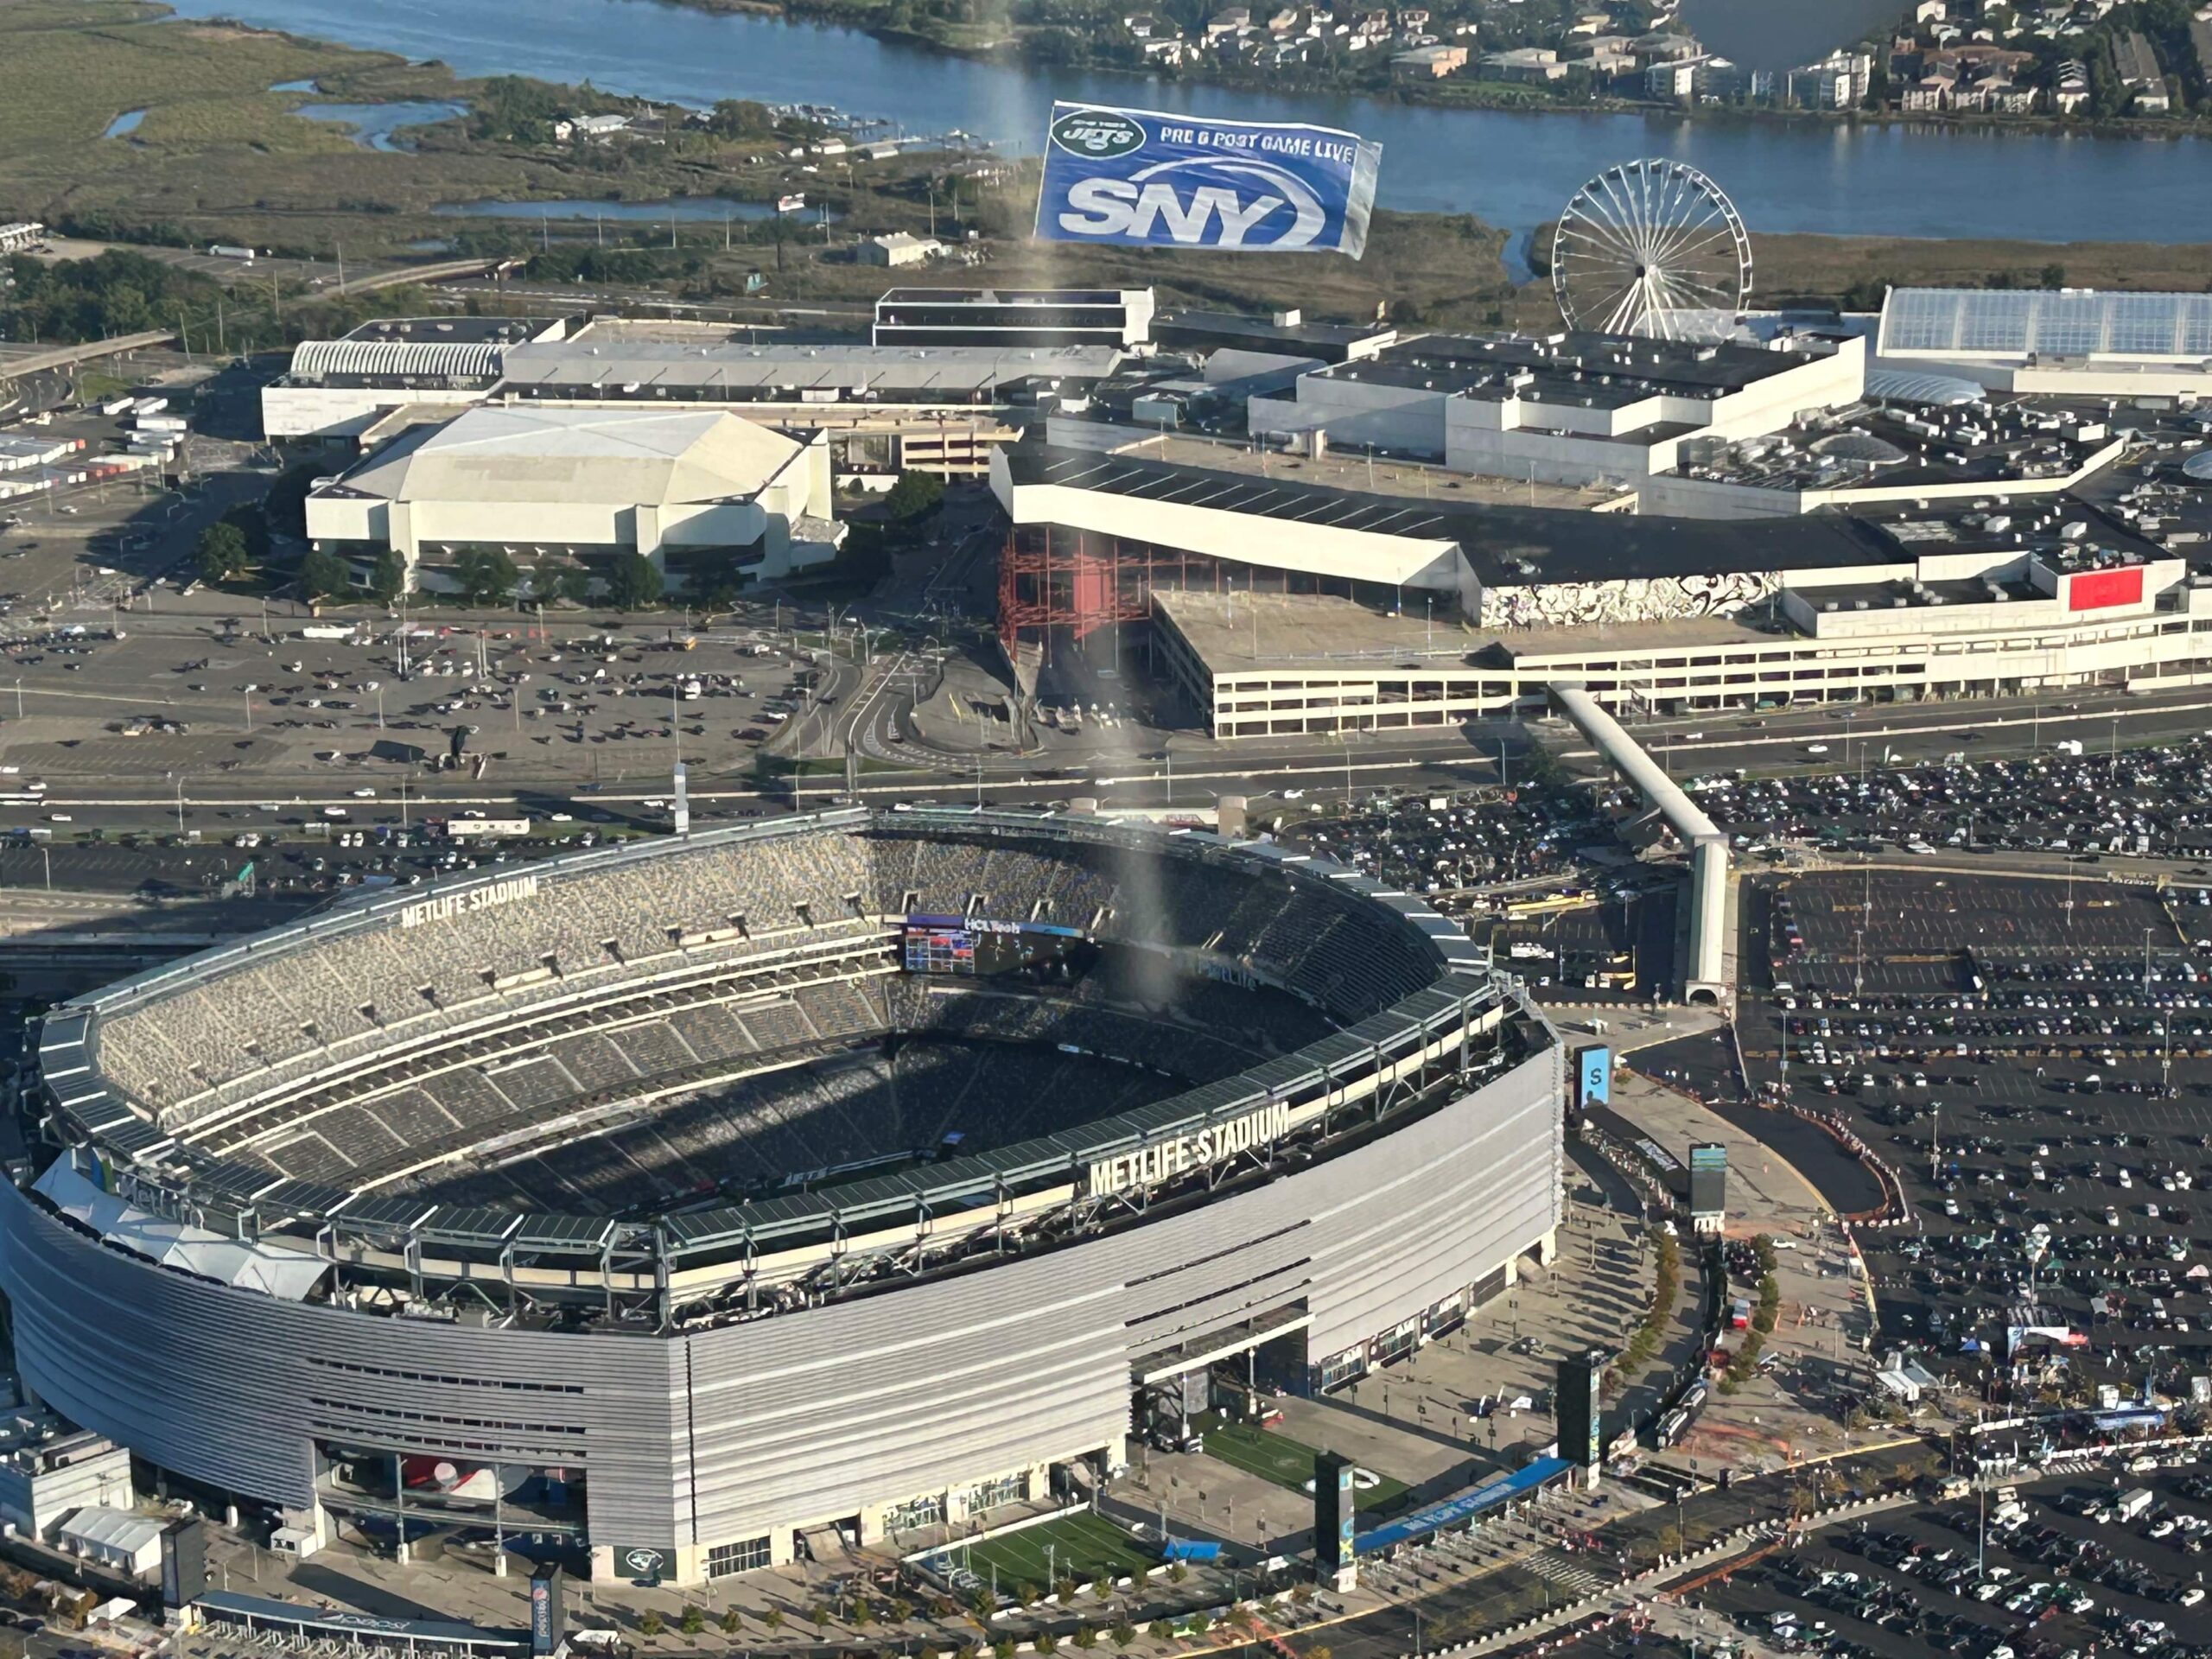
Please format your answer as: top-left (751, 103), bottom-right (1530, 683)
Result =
top-left (1482, 570), bottom-right (1778, 630)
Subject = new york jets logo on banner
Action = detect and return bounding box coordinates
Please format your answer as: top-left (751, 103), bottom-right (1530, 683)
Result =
top-left (1050, 108), bottom-right (1147, 159)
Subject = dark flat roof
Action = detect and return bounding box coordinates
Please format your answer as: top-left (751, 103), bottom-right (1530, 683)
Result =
top-left (1007, 442), bottom-right (1898, 586)
top-left (1154, 308), bottom-right (1396, 361)
top-left (1316, 330), bottom-right (1820, 407)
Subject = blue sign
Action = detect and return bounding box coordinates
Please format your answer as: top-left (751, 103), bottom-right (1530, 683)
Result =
top-left (1580, 1046), bottom-right (1611, 1106)
top-left (1357, 1458), bottom-right (1571, 1555)
top-left (1036, 103), bottom-right (1382, 258)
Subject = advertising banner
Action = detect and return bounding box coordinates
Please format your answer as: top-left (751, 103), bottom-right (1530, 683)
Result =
top-left (1578, 1045), bottom-right (1611, 1107)
top-left (1037, 102), bottom-right (1382, 257)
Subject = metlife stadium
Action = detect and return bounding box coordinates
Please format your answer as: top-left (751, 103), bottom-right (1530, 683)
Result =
top-left (4, 810), bottom-right (1562, 1585)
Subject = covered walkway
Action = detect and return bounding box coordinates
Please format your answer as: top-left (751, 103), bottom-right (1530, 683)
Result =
top-left (1549, 686), bottom-right (1729, 1004)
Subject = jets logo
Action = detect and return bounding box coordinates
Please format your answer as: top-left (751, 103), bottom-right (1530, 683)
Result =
top-left (1051, 109), bottom-right (1145, 157)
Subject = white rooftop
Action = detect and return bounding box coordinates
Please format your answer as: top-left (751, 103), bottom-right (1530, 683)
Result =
top-left (337, 405), bottom-right (804, 507)
top-left (57, 1506), bottom-right (165, 1556)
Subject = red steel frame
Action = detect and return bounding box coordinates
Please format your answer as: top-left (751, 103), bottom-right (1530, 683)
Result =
top-left (997, 526), bottom-right (1233, 657)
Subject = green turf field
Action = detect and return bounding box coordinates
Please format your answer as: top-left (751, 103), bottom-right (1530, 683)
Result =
top-left (1203, 1421), bottom-right (1408, 1510)
top-left (949, 1510), bottom-right (1158, 1593)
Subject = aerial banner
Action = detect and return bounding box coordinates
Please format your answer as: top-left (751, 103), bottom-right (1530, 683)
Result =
top-left (1035, 102), bottom-right (1382, 258)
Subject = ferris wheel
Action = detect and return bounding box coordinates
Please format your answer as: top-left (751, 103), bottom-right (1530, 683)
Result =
top-left (1550, 159), bottom-right (1752, 340)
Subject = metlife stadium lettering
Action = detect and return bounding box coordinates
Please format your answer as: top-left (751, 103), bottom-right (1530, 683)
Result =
top-left (399, 874), bottom-right (542, 929)
top-left (1037, 104), bottom-right (1381, 258)
top-left (1086, 1101), bottom-right (1292, 1194)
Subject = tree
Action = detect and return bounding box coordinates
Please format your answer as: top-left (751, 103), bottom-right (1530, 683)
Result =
top-left (606, 550), bottom-right (664, 611)
top-left (1109, 1625), bottom-right (1136, 1649)
top-left (299, 546), bottom-right (353, 603)
top-left (550, 563), bottom-right (593, 606)
top-left (451, 546), bottom-right (519, 607)
top-left (1147, 1622), bottom-right (1175, 1644)
top-left (810, 1605), bottom-right (832, 1632)
top-left (1033, 1636), bottom-right (1057, 1656)
top-left (194, 519), bottom-right (249, 585)
top-left (708, 99), bottom-right (778, 137)
top-left (881, 467), bottom-right (945, 523)
top-left (370, 548), bottom-right (407, 607)
top-left (992, 1640), bottom-right (1017, 1659)
top-left (1071, 1626), bottom-right (1096, 1650)
top-left (718, 1609), bottom-right (743, 1636)
top-left (677, 1608), bottom-right (705, 1637)
top-left (761, 1609), bottom-right (785, 1635)
top-left (636, 1611), bottom-right (664, 1639)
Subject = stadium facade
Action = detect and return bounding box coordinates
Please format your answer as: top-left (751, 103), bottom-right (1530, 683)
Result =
top-left (4, 810), bottom-right (1560, 1585)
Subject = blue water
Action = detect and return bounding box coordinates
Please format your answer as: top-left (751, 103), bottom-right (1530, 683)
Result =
top-left (150, 0), bottom-right (2212, 243)
top-left (296, 99), bottom-right (466, 150)
top-left (433, 195), bottom-right (840, 224)
top-left (270, 78), bottom-right (320, 92)
top-left (103, 109), bottom-right (146, 139)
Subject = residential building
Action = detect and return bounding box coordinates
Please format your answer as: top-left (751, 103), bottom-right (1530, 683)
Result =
top-left (858, 232), bottom-right (942, 268)
top-left (1486, 46), bottom-right (1567, 81)
top-left (1393, 42), bottom-right (1466, 76)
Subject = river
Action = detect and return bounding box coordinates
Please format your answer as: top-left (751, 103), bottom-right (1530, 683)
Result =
top-left (156, 0), bottom-right (2212, 243)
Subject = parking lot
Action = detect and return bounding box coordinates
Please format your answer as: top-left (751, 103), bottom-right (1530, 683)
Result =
top-left (1675, 1460), bottom-right (2212, 1659)
top-left (1732, 866), bottom-right (2212, 1402)
top-left (1688, 738), bottom-right (2212, 863)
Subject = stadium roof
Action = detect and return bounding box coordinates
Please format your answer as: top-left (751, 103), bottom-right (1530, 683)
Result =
top-left (1001, 443), bottom-right (1897, 587)
top-left (495, 340), bottom-right (1122, 397)
top-left (34, 1160), bottom-right (327, 1300)
top-left (333, 405), bottom-right (803, 507)
top-left (1878, 287), bottom-right (2212, 363)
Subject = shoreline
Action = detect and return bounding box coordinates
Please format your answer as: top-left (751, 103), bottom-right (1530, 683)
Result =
top-left (667, 0), bottom-right (2212, 145)
top-left (183, 0), bottom-right (2212, 150)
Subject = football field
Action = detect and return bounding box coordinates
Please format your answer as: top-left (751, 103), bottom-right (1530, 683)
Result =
top-left (950, 1510), bottom-right (1158, 1592)
top-left (1204, 1421), bottom-right (1408, 1510)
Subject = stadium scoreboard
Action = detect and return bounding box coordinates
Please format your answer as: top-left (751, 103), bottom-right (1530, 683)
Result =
top-left (903, 915), bottom-right (1087, 976)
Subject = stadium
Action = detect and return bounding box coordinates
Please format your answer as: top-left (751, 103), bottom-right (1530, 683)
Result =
top-left (3, 810), bottom-right (1562, 1586)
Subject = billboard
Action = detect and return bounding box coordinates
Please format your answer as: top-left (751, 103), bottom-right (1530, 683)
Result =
top-left (1577, 1045), bottom-right (1611, 1107)
top-left (1555, 1352), bottom-right (1604, 1469)
top-left (1313, 1451), bottom-right (1358, 1573)
top-left (1689, 1142), bottom-right (1726, 1222)
top-left (529, 1567), bottom-right (565, 1656)
top-left (1037, 103), bottom-right (1382, 258)
top-left (2069, 566), bottom-right (2144, 612)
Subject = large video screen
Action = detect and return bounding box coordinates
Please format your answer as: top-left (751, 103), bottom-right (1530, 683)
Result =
top-left (902, 915), bottom-right (1088, 977)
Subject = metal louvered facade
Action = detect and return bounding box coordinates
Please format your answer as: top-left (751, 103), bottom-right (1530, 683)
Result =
top-left (0, 1045), bottom-right (1558, 1584)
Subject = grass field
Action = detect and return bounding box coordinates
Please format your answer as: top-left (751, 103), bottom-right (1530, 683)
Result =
top-left (1204, 1421), bottom-right (1408, 1510)
top-left (948, 1511), bottom-right (1159, 1593)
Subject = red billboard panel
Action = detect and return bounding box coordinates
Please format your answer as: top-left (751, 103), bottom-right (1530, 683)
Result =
top-left (2070, 567), bottom-right (2144, 612)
